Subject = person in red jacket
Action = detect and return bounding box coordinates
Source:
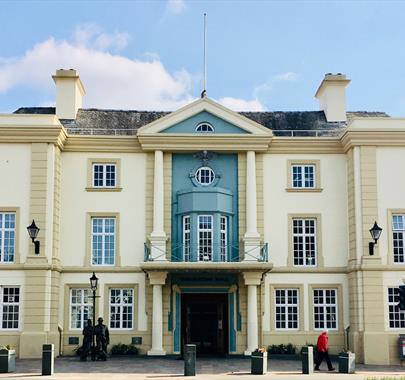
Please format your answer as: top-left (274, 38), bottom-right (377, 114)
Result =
top-left (314, 329), bottom-right (335, 371)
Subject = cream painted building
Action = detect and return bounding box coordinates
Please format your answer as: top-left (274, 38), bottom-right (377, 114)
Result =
top-left (0, 69), bottom-right (404, 364)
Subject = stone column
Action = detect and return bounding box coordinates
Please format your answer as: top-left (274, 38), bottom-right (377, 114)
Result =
top-left (243, 272), bottom-right (262, 355)
top-left (148, 272), bottom-right (167, 356)
top-left (243, 151), bottom-right (260, 260)
top-left (150, 150), bottom-right (166, 260)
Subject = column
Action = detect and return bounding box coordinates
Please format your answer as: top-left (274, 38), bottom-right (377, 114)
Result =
top-left (243, 151), bottom-right (260, 260)
top-left (243, 272), bottom-right (262, 355)
top-left (148, 272), bottom-right (167, 356)
top-left (150, 150), bottom-right (166, 260)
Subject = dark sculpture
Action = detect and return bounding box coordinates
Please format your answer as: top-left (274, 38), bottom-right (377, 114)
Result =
top-left (94, 317), bottom-right (110, 361)
top-left (80, 319), bottom-right (93, 361)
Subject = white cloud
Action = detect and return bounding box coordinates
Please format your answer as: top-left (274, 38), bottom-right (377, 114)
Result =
top-left (273, 72), bottom-right (298, 82)
top-left (0, 24), bottom-right (265, 112)
top-left (218, 97), bottom-right (265, 112)
top-left (166, 0), bottom-right (186, 14)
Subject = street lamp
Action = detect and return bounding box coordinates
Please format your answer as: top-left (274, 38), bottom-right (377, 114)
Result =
top-left (26, 220), bottom-right (40, 254)
top-left (369, 221), bottom-right (382, 255)
top-left (89, 272), bottom-right (98, 361)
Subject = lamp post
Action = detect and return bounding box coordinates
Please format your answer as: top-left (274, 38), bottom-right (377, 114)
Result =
top-left (369, 221), bottom-right (382, 255)
top-left (26, 219), bottom-right (40, 254)
top-left (90, 272), bottom-right (98, 361)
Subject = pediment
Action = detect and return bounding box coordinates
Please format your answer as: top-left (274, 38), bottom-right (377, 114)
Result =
top-left (137, 97), bottom-right (272, 136)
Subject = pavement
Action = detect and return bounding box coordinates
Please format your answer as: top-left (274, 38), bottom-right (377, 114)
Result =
top-left (1, 356), bottom-right (405, 380)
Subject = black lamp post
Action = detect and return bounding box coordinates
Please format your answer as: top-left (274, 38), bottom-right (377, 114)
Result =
top-left (369, 221), bottom-right (382, 255)
top-left (26, 220), bottom-right (40, 254)
top-left (90, 272), bottom-right (98, 361)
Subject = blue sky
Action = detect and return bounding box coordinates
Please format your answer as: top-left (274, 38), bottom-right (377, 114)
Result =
top-left (1, 0), bottom-right (405, 115)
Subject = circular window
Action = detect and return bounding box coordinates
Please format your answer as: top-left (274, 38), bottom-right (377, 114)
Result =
top-left (195, 122), bottom-right (214, 132)
top-left (195, 166), bottom-right (215, 185)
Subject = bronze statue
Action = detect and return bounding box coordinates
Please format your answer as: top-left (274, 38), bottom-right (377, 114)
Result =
top-left (80, 319), bottom-right (93, 361)
top-left (94, 317), bottom-right (109, 361)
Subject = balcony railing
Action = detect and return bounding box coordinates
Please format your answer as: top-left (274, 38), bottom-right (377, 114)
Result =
top-left (144, 242), bottom-right (269, 263)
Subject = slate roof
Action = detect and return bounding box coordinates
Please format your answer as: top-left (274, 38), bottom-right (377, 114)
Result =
top-left (14, 107), bottom-right (389, 136)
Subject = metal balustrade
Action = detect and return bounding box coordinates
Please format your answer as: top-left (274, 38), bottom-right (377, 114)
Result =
top-left (144, 242), bottom-right (269, 262)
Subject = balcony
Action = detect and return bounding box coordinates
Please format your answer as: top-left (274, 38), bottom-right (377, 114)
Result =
top-left (141, 242), bottom-right (272, 273)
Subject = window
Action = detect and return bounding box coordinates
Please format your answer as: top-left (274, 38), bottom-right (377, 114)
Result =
top-left (91, 217), bottom-right (116, 265)
top-left (313, 289), bottom-right (337, 330)
top-left (392, 215), bottom-right (405, 263)
top-left (70, 288), bottom-right (93, 330)
top-left (292, 164), bottom-right (315, 188)
top-left (0, 287), bottom-right (20, 330)
top-left (183, 215), bottom-right (191, 262)
top-left (388, 287), bottom-right (405, 328)
top-left (220, 216), bottom-right (228, 262)
top-left (195, 122), bottom-right (214, 132)
top-left (0, 212), bottom-right (15, 263)
top-left (275, 289), bottom-right (299, 330)
top-left (198, 215), bottom-right (213, 261)
top-left (195, 166), bottom-right (215, 186)
top-left (292, 218), bottom-right (316, 266)
top-left (93, 163), bottom-right (116, 188)
top-left (109, 288), bottom-right (134, 329)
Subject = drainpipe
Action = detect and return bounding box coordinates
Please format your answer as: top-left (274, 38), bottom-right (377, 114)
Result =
top-left (58, 325), bottom-right (63, 356)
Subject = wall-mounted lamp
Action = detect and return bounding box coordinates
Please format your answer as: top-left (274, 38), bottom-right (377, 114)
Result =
top-left (369, 221), bottom-right (382, 256)
top-left (27, 219), bottom-right (40, 254)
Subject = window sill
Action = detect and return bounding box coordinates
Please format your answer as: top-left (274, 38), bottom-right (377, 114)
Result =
top-left (85, 187), bottom-right (123, 192)
top-left (286, 188), bottom-right (323, 193)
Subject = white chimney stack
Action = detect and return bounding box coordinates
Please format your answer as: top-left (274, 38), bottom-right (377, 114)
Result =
top-left (315, 73), bottom-right (350, 122)
top-left (52, 69), bottom-right (85, 119)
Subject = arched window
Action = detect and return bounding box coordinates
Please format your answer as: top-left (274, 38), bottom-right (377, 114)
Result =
top-left (195, 166), bottom-right (215, 185)
top-left (195, 122), bottom-right (214, 132)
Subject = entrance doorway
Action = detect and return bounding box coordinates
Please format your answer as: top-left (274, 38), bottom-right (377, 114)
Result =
top-left (181, 293), bottom-right (228, 356)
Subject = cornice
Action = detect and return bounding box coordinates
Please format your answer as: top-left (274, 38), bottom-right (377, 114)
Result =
top-left (64, 135), bottom-right (142, 153)
top-left (137, 133), bottom-right (272, 152)
top-left (269, 137), bottom-right (343, 154)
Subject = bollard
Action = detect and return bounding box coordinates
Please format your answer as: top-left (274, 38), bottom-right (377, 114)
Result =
top-left (301, 346), bottom-right (313, 374)
top-left (184, 344), bottom-right (196, 376)
top-left (42, 344), bottom-right (54, 376)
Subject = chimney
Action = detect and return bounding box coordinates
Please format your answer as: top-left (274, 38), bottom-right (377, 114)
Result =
top-left (315, 73), bottom-right (350, 122)
top-left (52, 69), bottom-right (85, 119)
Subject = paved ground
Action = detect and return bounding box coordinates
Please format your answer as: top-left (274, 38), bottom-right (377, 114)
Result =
top-left (1, 357), bottom-right (405, 380)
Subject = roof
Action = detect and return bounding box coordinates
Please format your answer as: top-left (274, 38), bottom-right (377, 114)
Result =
top-left (14, 107), bottom-right (389, 136)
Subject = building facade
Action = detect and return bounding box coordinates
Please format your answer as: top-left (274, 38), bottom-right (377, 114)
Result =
top-left (0, 69), bottom-right (404, 364)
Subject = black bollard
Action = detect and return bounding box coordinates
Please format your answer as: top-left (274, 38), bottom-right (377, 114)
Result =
top-left (301, 346), bottom-right (313, 374)
top-left (42, 344), bottom-right (54, 376)
top-left (184, 344), bottom-right (196, 376)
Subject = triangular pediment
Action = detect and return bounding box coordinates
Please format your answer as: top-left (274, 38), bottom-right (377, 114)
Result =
top-left (137, 97), bottom-right (272, 136)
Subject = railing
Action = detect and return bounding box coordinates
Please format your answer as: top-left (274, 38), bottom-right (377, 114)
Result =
top-left (273, 129), bottom-right (344, 137)
top-left (144, 242), bottom-right (269, 263)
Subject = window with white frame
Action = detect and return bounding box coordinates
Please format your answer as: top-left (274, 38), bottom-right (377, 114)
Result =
top-left (292, 164), bottom-right (315, 188)
top-left (70, 288), bottom-right (93, 330)
top-left (109, 288), bottom-right (134, 329)
top-left (0, 212), bottom-right (16, 263)
top-left (92, 163), bottom-right (116, 188)
top-left (292, 218), bottom-right (317, 266)
top-left (220, 216), bottom-right (228, 262)
top-left (392, 215), bottom-right (405, 263)
top-left (183, 215), bottom-right (191, 262)
top-left (195, 166), bottom-right (215, 186)
top-left (275, 289), bottom-right (299, 330)
top-left (313, 288), bottom-right (338, 330)
top-left (195, 122), bottom-right (214, 132)
top-left (388, 287), bottom-right (405, 328)
top-left (0, 286), bottom-right (20, 330)
top-left (198, 215), bottom-right (213, 261)
top-left (91, 217), bottom-right (116, 265)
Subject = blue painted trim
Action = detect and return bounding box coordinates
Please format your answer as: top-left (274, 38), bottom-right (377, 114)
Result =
top-left (180, 287), bottom-right (229, 294)
top-left (236, 288), bottom-right (242, 331)
top-left (168, 287), bottom-right (173, 331)
top-left (229, 292), bottom-right (236, 352)
top-left (173, 293), bottom-right (181, 353)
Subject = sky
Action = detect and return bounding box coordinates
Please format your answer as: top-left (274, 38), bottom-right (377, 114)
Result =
top-left (1, 0), bottom-right (405, 115)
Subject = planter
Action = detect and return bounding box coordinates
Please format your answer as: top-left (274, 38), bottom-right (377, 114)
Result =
top-left (338, 352), bottom-right (355, 374)
top-left (0, 349), bottom-right (15, 373)
top-left (251, 351), bottom-right (267, 375)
